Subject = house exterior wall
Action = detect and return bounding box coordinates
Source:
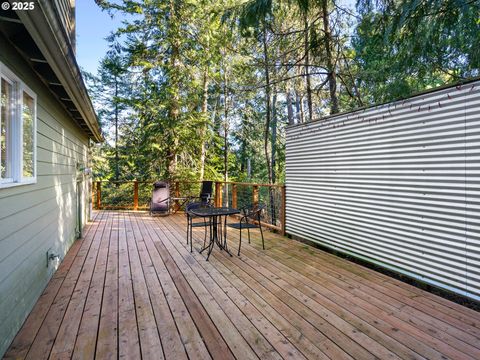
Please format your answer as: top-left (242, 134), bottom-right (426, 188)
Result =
top-left (285, 79), bottom-right (480, 301)
top-left (0, 34), bottom-right (90, 356)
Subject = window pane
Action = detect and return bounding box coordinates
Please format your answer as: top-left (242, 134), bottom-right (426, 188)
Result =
top-left (1, 78), bottom-right (12, 179)
top-left (22, 91), bottom-right (34, 178)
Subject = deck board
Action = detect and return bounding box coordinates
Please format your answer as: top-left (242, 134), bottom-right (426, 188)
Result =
top-left (4, 210), bottom-right (480, 360)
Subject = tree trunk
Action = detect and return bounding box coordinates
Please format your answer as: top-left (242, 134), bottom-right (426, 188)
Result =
top-left (321, 0), bottom-right (339, 114)
top-left (295, 91), bottom-right (303, 123)
top-left (223, 92), bottom-right (228, 185)
top-left (270, 90), bottom-right (277, 224)
top-left (114, 76), bottom-right (119, 181)
top-left (167, 0), bottom-right (180, 177)
top-left (271, 92), bottom-right (277, 185)
top-left (199, 66), bottom-right (209, 181)
top-left (223, 62), bottom-right (229, 207)
top-left (304, 12), bottom-right (313, 122)
top-left (262, 24), bottom-right (273, 186)
top-left (299, 94), bottom-right (305, 123)
top-left (287, 89), bottom-right (294, 125)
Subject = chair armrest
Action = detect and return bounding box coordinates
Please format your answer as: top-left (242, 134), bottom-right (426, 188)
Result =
top-left (153, 197), bottom-right (170, 204)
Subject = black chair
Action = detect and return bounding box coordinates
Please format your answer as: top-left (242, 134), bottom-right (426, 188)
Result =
top-left (185, 200), bottom-right (211, 252)
top-left (149, 181), bottom-right (170, 216)
top-left (191, 180), bottom-right (213, 204)
top-left (229, 203), bottom-right (266, 255)
top-left (185, 181), bottom-right (214, 252)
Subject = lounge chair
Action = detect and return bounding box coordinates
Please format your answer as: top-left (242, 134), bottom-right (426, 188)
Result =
top-left (149, 181), bottom-right (171, 216)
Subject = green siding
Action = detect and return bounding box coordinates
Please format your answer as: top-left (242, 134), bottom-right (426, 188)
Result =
top-left (0, 34), bottom-right (92, 357)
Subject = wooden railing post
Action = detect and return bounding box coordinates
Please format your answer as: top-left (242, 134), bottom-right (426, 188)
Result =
top-left (252, 185), bottom-right (259, 208)
top-left (215, 182), bottom-right (223, 207)
top-left (174, 181), bottom-right (180, 211)
top-left (96, 181), bottom-right (101, 210)
top-left (89, 179), bottom-right (283, 215)
top-left (175, 181), bottom-right (180, 197)
top-left (133, 180), bottom-right (139, 211)
top-left (281, 185), bottom-right (286, 236)
top-left (232, 184), bottom-right (237, 209)
top-left (91, 181), bottom-right (95, 210)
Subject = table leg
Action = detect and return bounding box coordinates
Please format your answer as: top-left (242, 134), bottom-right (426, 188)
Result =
top-left (199, 214), bottom-right (233, 260)
top-left (199, 216), bottom-right (213, 254)
top-left (206, 216), bottom-right (217, 261)
top-left (221, 215), bottom-right (232, 256)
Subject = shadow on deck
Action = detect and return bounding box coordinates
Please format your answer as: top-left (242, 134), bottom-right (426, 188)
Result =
top-left (4, 211), bottom-right (480, 360)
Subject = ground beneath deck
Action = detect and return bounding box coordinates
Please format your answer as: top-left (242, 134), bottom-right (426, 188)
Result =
top-left (4, 211), bottom-right (480, 360)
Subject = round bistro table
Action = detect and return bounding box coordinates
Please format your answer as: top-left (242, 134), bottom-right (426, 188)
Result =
top-left (189, 207), bottom-right (240, 260)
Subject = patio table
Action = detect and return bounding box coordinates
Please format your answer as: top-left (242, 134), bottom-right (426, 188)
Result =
top-left (189, 207), bottom-right (240, 260)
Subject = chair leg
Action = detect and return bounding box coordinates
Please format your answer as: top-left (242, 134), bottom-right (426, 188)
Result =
top-left (189, 221), bottom-right (192, 252)
top-left (186, 216), bottom-right (190, 245)
top-left (223, 216), bottom-right (227, 248)
top-left (258, 214), bottom-right (265, 250)
top-left (190, 221), bottom-right (193, 253)
top-left (203, 222), bottom-right (207, 249)
top-left (238, 219), bottom-right (243, 256)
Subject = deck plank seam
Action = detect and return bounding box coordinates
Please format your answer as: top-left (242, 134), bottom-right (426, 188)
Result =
top-left (174, 215), bottom-right (405, 360)
top-left (49, 209), bottom-right (110, 359)
top-left (23, 210), bottom-right (105, 360)
top-left (163, 214), bottom-right (351, 360)
top-left (257, 235), bottom-right (480, 354)
top-left (147, 218), bottom-right (236, 360)
top-left (160, 214), bottom-right (327, 360)
top-left (154, 215), bottom-right (282, 360)
top-left (262, 231), bottom-right (480, 340)
top-left (135, 212), bottom-right (211, 359)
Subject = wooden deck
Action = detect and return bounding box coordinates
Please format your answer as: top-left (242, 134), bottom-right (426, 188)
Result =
top-left (4, 211), bottom-right (480, 360)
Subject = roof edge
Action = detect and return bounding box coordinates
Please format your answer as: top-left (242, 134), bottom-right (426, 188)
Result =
top-left (15, 0), bottom-right (103, 142)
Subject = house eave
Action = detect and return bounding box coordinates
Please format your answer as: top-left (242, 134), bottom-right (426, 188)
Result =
top-left (15, 0), bottom-right (103, 142)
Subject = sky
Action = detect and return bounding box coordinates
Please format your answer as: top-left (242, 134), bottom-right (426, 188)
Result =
top-left (76, 0), bottom-right (357, 76)
top-left (76, 1), bottom-right (125, 74)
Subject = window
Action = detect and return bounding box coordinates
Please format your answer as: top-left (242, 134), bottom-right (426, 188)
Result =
top-left (0, 62), bottom-right (37, 187)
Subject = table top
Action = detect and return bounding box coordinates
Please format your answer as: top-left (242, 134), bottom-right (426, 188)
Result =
top-left (189, 207), bottom-right (240, 217)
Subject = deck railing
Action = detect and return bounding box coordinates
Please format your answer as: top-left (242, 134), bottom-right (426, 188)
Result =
top-left (92, 180), bottom-right (286, 235)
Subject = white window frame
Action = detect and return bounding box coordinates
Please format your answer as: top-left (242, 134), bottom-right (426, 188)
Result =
top-left (0, 61), bottom-right (37, 188)
top-left (0, 74), bottom-right (14, 185)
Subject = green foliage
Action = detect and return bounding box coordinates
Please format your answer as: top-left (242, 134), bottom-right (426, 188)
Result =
top-left (354, 0), bottom-right (480, 103)
top-left (87, 0), bottom-right (478, 186)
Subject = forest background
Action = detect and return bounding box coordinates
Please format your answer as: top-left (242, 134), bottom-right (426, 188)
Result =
top-left (87, 0), bottom-right (479, 186)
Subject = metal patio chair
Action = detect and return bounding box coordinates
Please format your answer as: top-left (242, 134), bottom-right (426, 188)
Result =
top-left (229, 203), bottom-right (266, 255)
top-left (191, 180), bottom-right (213, 204)
top-left (185, 181), bottom-right (214, 252)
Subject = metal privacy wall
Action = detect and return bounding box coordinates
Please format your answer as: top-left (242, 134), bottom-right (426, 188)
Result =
top-left (285, 80), bottom-right (480, 301)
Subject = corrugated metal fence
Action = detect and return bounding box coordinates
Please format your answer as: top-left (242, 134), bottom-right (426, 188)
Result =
top-left (285, 80), bottom-right (480, 301)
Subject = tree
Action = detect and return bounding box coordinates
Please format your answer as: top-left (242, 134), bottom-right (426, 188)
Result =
top-left (84, 46), bottom-right (132, 180)
top-left (353, 0), bottom-right (480, 103)
top-left (87, 0), bottom-right (478, 192)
